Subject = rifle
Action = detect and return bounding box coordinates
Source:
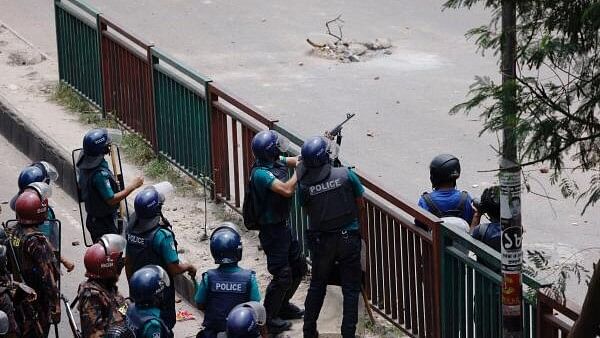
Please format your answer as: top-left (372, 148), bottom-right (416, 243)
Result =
top-left (110, 145), bottom-right (128, 235)
top-left (61, 294), bottom-right (82, 338)
top-left (325, 113), bottom-right (355, 167)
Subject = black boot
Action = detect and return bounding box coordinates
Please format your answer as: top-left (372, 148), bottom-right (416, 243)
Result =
top-left (280, 302), bottom-right (305, 320)
top-left (267, 317), bottom-right (292, 334)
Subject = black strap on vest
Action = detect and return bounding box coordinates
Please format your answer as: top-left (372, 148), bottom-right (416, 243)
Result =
top-left (421, 191), bottom-right (468, 218)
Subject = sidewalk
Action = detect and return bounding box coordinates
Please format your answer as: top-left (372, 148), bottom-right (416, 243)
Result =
top-left (0, 21), bottom-right (382, 337)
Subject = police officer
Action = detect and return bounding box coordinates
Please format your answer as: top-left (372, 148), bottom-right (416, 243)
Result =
top-left (12, 163), bottom-right (75, 272)
top-left (126, 265), bottom-right (173, 338)
top-left (296, 136), bottom-right (365, 338)
top-left (9, 188), bottom-right (60, 337)
top-left (249, 130), bottom-right (307, 333)
top-left (470, 185), bottom-right (501, 252)
top-left (195, 223), bottom-right (261, 337)
top-left (76, 128), bottom-right (144, 242)
top-left (223, 302), bottom-right (267, 338)
top-left (417, 154), bottom-right (474, 226)
top-left (125, 186), bottom-right (196, 329)
top-left (0, 245), bottom-right (19, 337)
top-left (78, 234), bottom-right (128, 337)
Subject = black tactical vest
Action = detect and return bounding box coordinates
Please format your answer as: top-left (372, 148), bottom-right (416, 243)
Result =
top-left (126, 222), bottom-right (176, 272)
top-left (300, 167), bottom-right (359, 232)
top-left (253, 160), bottom-right (291, 225)
top-left (203, 268), bottom-right (253, 332)
top-left (79, 167), bottom-right (119, 217)
top-left (126, 304), bottom-right (173, 338)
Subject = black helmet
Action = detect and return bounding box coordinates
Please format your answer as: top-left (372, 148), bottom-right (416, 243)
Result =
top-left (430, 154), bottom-right (461, 188)
top-left (479, 185), bottom-right (500, 219)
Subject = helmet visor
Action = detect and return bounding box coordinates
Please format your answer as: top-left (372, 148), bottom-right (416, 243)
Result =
top-left (274, 131), bottom-right (290, 153)
top-left (152, 181), bottom-right (174, 202)
top-left (156, 265), bottom-right (171, 288)
top-left (27, 182), bottom-right (52, 200)
top-left (106, 128), bottom-right (123, 146)
top-left (38, 161), bottom-right (59, 182)
top-left (99, 234), bottom-right (126, 255)
top-left (241, 301), bottom-right (266, 325)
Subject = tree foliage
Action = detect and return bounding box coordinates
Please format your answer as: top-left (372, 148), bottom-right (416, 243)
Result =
top-left (444, 0), bottom-right (600, 213)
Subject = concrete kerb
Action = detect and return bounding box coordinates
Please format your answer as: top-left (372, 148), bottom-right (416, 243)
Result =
top-left (0, 93), bottom-right (198, 305)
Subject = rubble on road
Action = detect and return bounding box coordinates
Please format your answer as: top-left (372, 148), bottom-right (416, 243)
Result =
top-left (307, 35), bottom-right (393, 63)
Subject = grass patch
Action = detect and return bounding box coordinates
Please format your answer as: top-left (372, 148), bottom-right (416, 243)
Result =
top-left (51, 82), bottom-right (198, 194)
top-left (51, 83), bottom-right (116, 128)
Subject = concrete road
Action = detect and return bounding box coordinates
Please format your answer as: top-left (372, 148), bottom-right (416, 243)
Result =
top-left (1, 0), bottom-right (598, 303)
top-left (0, 133), bottom-right (202, 337)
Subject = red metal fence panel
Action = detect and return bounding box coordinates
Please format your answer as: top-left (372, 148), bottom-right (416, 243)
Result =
top-left (99, 16), bottom-right (157, 149)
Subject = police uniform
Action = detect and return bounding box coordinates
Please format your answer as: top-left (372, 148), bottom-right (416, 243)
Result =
top-left (0, 276), bottom-right (19, 336)
top-left (78, 160), bottom-right (120, 242)
top-left (195, 265), bottom-right (261, 337)
top-left (126, 304), bottom-right (173, 338)
top-left (77, 279), bottom-right (126, 338)
top-left (298, 164), bottom-right (364, 338)
top-left (126, 218), bottom-right (179, 329)
top-left (8, 223), bottom-right (60, 337)
top-left (251, 158), bottom-right (307, 321)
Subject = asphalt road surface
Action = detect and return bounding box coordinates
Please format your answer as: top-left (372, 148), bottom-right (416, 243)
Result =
top-left (0, 133), bottom-right (201, 337)
top-left (1, 0), bottom-right (598, 303)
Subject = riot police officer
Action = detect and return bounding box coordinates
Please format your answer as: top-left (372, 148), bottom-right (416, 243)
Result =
top-left (224, 302), bottom-right (267, 338)
top-left (296, 136), bottom-right (365, 338)
top-left (12, 163), bottom-right (75, 272)
top-left (125, 185), bottom-right (196, 329)
top-left (126, 265), bottom-right (173, 338)
top-left (76, 128), bottom-right (144, 242)
top-left (249, 130), bottom-right (307, 333)
top-left (470, 185), bottom-right (501, 252)
top-left (195, 223), bottom-right (261, 337)
top-left (10, 188), bottom-right (60, 337)
top-left (78, 234), bottom-right (128, 337)
top-left (417, 154), bottom-right (474, 225)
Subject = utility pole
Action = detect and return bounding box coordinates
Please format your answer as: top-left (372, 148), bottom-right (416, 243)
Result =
top-left (500, 0), bottom-right (523, 337)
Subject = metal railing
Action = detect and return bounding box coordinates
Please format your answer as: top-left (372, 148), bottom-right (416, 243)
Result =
top-left (151, 48), bottom-right (212, 180)
top-left (99, 15), bottom-right (157, 148)
top-left (54, 0), bottom-right (103, 107)
top-left (440, 223), bottom-right (543, 337)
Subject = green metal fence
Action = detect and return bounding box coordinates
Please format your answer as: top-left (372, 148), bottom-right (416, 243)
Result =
top-left (440, 223), bottom-right (541, 337)
top-left (54, 0), bottom-right (103, 108)
top-left (152, 48), bottom-right (212, 179)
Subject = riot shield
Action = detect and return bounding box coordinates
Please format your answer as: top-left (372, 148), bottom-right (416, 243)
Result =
top-left (72, 146), bottom-right (130, 247)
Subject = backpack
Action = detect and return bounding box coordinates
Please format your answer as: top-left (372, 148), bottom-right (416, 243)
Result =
top-left (421, 191), bottom-right (469, 219)
top-left (242, 167), bottom-right (263, 231)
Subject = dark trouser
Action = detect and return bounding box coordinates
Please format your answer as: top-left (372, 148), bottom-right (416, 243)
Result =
top-left (304, 231), bottom-right (361, 338)
top-left (259, 222), bottom-right (307, 321)
top-left (160, 283), bottom-right (176, 329)
top-left (86, 213), bottom-right (118, 243)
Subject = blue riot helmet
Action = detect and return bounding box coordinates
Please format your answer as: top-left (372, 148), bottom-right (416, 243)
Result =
top-left (83, 128), bottom-right (111, 156)
top-left (251, 130), bottom-right (290, 162)
top-left (226, 302), bottom-right (266, 338)
top-left (209, 222), bottom-right (243, 264)
top-left (134, 187), bottom-right (165, 219)
top-left (297, 136), bottom-right (334, 183)
top-left (18, 166), bottom-right (46, 190)
top-left (129, 265), bottom-right (170, 307)
top-left (78, 128), bottom-right (123, 170)
top-left (301, 136), bottom-right (330, 168)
